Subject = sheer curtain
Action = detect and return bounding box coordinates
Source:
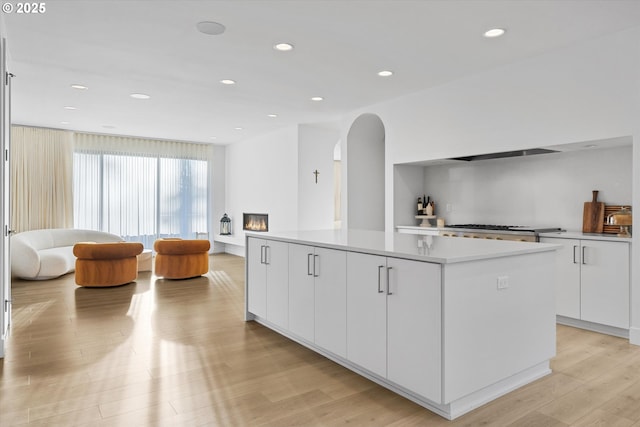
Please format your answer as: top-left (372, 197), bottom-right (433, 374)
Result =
top-left (74, 133), bottom-right (211, 248)
top-left (11, 126), bottom-right (74, 231)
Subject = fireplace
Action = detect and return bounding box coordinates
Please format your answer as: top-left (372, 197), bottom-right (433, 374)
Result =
top-left (243, 213), bottom-right (269, 232)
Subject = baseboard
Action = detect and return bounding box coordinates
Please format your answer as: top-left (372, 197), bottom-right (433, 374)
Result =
top-left (446, 362), bottom-right (551, 420)
top-left (211, 241), bottom-right (226, 253)
top-left (211, 239), bottom-right (246, 257)
top-left (629, 326), bottom-right (640, 346)
top-left (224, 244), bottom-right (245, 257)
top-left (556, 315), bottom-right (629, 339)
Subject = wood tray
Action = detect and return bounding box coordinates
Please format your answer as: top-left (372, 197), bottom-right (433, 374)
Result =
top-left (603, 205), bottom-right (631, 234)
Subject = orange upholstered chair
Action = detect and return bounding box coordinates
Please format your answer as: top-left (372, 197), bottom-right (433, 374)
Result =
top-left (73, 242), bottom-right (144, 287)
top-left (153, 238), bottom-right (211, 279)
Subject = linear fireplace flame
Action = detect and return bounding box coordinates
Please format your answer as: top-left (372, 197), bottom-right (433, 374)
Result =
top-left (243, 213), bottom-right (268, 232)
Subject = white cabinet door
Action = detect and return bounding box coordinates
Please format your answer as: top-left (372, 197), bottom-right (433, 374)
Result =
top-left (314, 247), bottom-right (347, 357)
top-left (288, 243), bottom-right (315, 342)
top-left (581, 240), bottom-right (630, 329)
top-left (387, 258), bottom-right (441, 402)
top-left (247, 237), bottom-right (267, 318)
top-left (540, 237), bottom-right (581, 319)
top-left (265, 240), bottom-right (289, 329)
top-left (347, 251), bottom-right (387, 377)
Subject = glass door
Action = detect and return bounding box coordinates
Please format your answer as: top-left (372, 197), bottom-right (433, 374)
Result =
top-left (0, 37), bottom-right (11, 357)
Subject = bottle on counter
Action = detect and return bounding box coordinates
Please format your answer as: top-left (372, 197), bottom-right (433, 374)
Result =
top-left (417, 197), bottom-right (423, 214)
top-left (423, 195), bottom-right (428, 215)
top-left (426, 200), bottom-right (434, 216)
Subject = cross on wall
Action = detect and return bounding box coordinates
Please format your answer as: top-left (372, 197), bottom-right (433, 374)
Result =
top-left (313, 169), bottom-right (320, 184)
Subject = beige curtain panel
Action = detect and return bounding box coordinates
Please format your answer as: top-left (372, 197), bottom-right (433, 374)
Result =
top-left (11, 126), bottom-right (74, 232)
top-left (74, 132), bottom-right (212, 160)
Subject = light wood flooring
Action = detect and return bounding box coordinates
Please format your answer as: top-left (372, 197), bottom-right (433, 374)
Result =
top-left (2, 253), bottom-right (640, 426)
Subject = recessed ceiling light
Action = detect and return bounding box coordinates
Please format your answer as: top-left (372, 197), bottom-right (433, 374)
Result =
top-left (130, 93), bottom-right (150, 99)
top-left (220, 79), bottom-right (236, 85)
top-left (196, 21), bottom-right (226, 36)
top-left (63, 106), bottom-right (77, 110)
top-left (274, 43), bottom-right (294, 51)
top-left (209, 136), bottom-right (217, 140)
top-left (267, 114), bottom-right (278, 118)
top-left (310, 96), bottom-right (324, 102)
top-left (71, 84), bottom-right (88, 90)
top-left (234, 127), bottom-right (243, 131)
top-left (60, 121), bottom-right (69, 125)
top-left (378, 70), bottom-right (393, 77)
top-left (484, 28), bottom-right (506, 38)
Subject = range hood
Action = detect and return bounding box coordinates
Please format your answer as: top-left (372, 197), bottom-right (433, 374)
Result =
top-left (451, 148), bottom-right (558, 162)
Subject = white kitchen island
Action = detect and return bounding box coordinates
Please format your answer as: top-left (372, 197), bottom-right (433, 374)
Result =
top-left (244, 229), bottom-right (559, 420)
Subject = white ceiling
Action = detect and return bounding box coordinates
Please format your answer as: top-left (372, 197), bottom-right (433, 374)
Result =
top-left (4, 0), bottom-right (640, 145)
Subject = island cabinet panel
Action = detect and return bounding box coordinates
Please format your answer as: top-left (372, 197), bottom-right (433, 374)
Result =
top-left (265, 240), bottom-right (289, 329)
top-left (247, 237), bottom-right (267, 318)
top-left (442, 252), bottom-right (556, 403)
top-left (387, 257), bottom-right (441, 403)
top-left (288, 244), bottom-right (347, 356)
top-left (288, 243), bottom-right (315, 342)
top-left (346, 251), bottom-right (387, 378)
top-left (314, 247), bottom-right (347, 357)
top-left (247, 237), bottom-right (289, 329)
top-left (346, 252), bottom-right (442, 402)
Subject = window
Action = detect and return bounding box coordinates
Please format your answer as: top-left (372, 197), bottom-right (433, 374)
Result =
top-left (73, 136), bottom-right (210, 249)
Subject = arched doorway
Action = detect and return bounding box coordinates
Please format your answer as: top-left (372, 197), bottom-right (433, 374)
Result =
top-left (346, 114), bottom-right (385, 231)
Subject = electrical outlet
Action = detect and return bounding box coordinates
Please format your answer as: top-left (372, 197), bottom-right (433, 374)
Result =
top-left (446, 203), bottom-right (453, 212)
top-left (497, 276), bottom-right (509, 290)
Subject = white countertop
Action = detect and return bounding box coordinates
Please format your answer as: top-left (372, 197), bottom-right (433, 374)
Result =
top-left (539, 230), bottom-right (632, 243)
top-left (246, 229), bottom-right (559, 264)
top-left (398, 226), bottom-right (633, 244)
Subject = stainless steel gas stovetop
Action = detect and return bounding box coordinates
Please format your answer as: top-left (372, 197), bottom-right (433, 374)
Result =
top-left (441, 224), bottom-right (564, 242)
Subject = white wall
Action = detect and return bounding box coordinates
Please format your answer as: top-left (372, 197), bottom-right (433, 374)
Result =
top-left (382, 27), bottom-right (638, 165)
top-left (337, 27), bottom-right (640, 344)
top-left (337, 26), bottom-right (639, 234)
top-left (210, 144), bottom-right (226, 253)
top-left (297, 124), bottom-right (340, 230)
top-left (224, 126), bottom-right (298, 255)
top-left (632, 109), bottom-right (640, 344)
top-left (418, 145), bottom-right (632, 230)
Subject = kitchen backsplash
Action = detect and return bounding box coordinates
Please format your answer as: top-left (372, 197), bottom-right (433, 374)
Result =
top-left (422, 145), bottom-right (631, 230)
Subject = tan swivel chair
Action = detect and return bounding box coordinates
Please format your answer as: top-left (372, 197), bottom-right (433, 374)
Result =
top-left (73, 242), bottom-right (144, 287)
top-left (153, 238), bottom-right (211, 279)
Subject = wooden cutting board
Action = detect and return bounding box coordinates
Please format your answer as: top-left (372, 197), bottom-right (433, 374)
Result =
top-left (582, 190), bottom-right (604, 233)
